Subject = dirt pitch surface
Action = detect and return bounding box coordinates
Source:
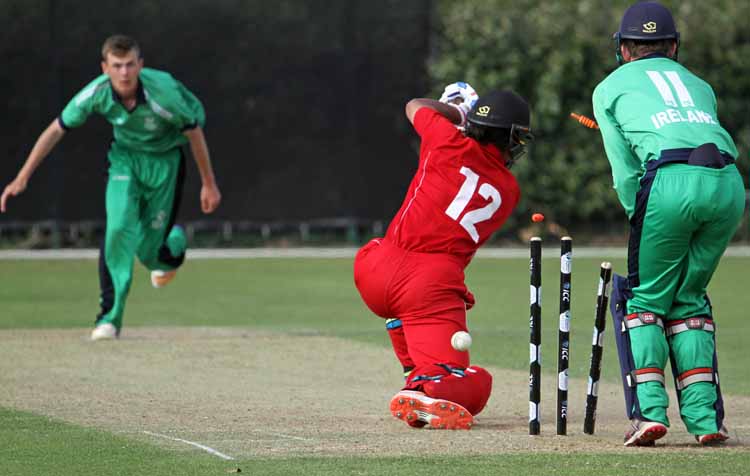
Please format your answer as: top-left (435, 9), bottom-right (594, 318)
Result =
top-left (1, 327), bottom-right (747, 458)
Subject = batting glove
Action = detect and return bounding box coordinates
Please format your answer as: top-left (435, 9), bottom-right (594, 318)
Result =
top-left (439, 82), bottom-right (463, 104)
top-left (439, 82), bottom-right (478, 126)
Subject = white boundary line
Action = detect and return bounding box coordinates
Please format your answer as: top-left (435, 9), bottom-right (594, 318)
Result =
top-left (2, 246), bottom-right (750, 260)
top-left (142, 430), bottom-right (235, 460)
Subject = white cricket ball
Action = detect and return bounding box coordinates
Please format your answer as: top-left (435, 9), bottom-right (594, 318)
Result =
top-left (451, 331), bottom-right (472, 351)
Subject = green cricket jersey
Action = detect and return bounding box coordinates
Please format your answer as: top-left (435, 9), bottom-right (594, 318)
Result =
top-left (59, 68), bottom-right (205, 154)
top-left (593, 56), bottom-right (737, 217)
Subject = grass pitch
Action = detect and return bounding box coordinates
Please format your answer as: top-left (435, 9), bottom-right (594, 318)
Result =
top-left (2, 255), bottom-right (748, 394)
top-left (0, 254), bottom-right (748, 475)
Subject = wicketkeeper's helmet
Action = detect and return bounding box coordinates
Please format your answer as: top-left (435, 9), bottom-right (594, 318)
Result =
top-left (614, 1), bottom-right (680, 64)
top-left (466, 90), bottom-right (533, 166)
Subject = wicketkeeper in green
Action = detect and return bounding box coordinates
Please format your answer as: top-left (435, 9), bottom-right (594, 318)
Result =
top-left (593, 2), bottom-right (743, 446)
top-left (1, 35), bottom-right (221, 340)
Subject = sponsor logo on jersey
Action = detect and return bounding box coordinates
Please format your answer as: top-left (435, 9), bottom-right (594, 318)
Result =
top-left (642, 22), bottom-right (657, 33)
top-left (144, 116), bottom-right (158, 131)
top-left (151, 210), bottom-right (167, 229)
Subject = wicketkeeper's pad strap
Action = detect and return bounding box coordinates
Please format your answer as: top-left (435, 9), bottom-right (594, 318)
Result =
top-left (623, 312), bottom-right (664, 332)
top-left (665, 317), bottom-right (714, 337)
top-left (676, 367), bottom-right (715, 390)
top-left (626, 367), bottom-right (665, 387)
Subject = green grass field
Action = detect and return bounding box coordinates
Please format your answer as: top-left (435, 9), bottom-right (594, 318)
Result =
top-left (4, 407), bottom-right (748, 476)
top-left (2, 407), bottom-right (748, 476)
top-left (1, 254), bottom-right (749, 475)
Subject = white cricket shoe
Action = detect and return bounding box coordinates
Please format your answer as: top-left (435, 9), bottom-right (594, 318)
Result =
top-left (696, 425), bottom-right (730, 446)
top-left (624, 419), bottom-right (668, 446)
top-left (151, 269), bottom-right (177, 288)
top-left (389, 390), bottom-right (473, 430)
top-left (90, 323), bottom-right (118, 341)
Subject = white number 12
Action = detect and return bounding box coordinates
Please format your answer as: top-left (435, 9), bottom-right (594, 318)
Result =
top-left (444, 166), bottom-right (502, 243)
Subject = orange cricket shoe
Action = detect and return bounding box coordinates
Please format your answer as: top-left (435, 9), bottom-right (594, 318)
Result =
top-left (389, 390), bottom-right (474, 430)
top-left (151, 269), bottom-right (177, 288)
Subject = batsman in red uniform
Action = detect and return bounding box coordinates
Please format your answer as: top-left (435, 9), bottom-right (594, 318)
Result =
top-left (354, 83), bottom-right (533, 429)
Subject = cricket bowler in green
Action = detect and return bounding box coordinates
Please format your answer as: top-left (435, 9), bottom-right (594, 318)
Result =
top-left (1, 35), bottom-right (222, 340)
top-left (593, 2), bottom-right (742, 447)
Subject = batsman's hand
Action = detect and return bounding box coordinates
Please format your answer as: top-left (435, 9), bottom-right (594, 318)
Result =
top-left (439, 82), bottom-right (464, 104)
top-left (439, 82), bottom-right (478, 125)
top-left (200, 182), bottom-right (222, 214)
top-left (1, 176), bottom-right (28, 212)
top-left (439, 82), bottom-right (478, 107)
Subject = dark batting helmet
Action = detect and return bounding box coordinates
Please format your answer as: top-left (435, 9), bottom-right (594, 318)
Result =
top-left (614, 1), bottom-right (680, 64)
top-left (466, 90), bottom-right (533, 167)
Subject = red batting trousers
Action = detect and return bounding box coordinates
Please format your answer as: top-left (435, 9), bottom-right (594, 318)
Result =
top-left (354, 238), bottom-right (492, 415)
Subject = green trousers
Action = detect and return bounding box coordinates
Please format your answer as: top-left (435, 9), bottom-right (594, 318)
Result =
top-left (627, 163), bottom-right (744, 434)
top-left (96, 143), bottom-right (187, 331)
